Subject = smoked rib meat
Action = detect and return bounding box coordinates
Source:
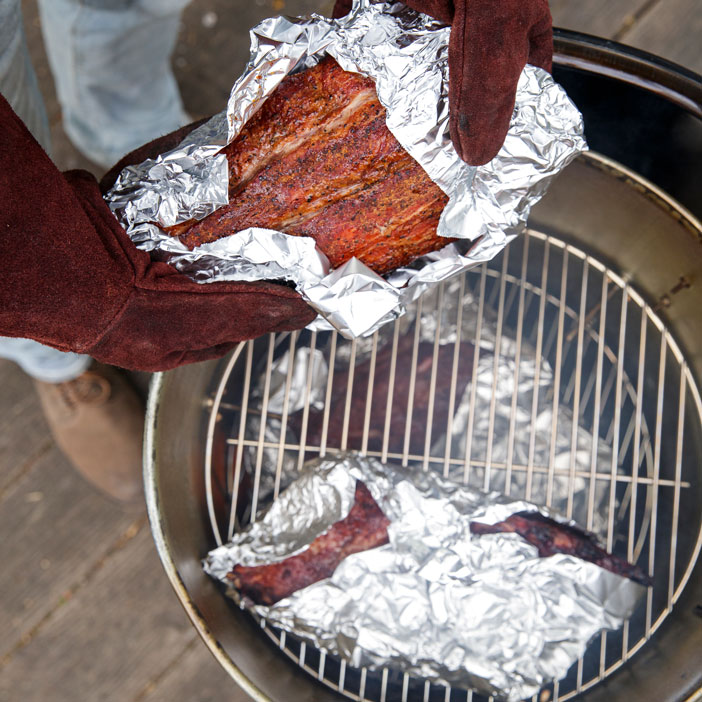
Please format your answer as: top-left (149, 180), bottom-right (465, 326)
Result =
top-left (288, 334), bottom-right (475, 456)
top-left (470, 512), bottom-right (652, 585)
top-left (227, 484), bottom-right (649, 606)
top-left (169, 57), bottom-right (452, 275)
top-left (228, 481), bottom-right (390, 605)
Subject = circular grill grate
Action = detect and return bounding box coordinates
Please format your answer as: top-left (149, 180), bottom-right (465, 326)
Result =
top-left (203, 228), bottom-right (702, 702)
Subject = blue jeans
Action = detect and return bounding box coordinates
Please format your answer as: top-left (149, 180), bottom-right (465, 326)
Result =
top-left (0, 0), bottom-right (190, 382)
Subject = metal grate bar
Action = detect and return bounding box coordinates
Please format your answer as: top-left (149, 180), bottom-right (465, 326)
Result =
top-left (223, 437), bottom-right (689, 489)
top-left (504, 233), bottom-right (531, 495)
top-left (339, 659), bottom-right (346, 692)
top-left (318, 650), bottom-right (327, 681)
top-left (566, 261), bottom-right (589, 518)
top-left (319, 331), bottom-right (338, 459)
top-left (402, 299), bottom-right (424, 466)
top-left (205, 342), bottom-right (245, 545)
top-left (424, 284), bottom-right (445, 471)
top-left (250, 335), bottom-right (276, 521)
top-left (623, 308), bottom-right (648, 660)
top-left (484, 249), bottom-right (510, 491)
top-left (600, 284), bottom-right (629, 680)
top-left (646, 334), bottom-right (667, 635)
top-left (359, 668), bottom-right (367, 699)
top-left (526, 241), bottom-right (550, 500)
top-left (607, 287), bottom-right (628, 550)
top-left (227, 341), bottom-right (253, 540)
top-left (273, 332), bottom-right (299, 500)
top-left (546, 249), bottom-right (569, 507)
top-left (361, 333), bottom-right (380, 455)
top-left (443, 275), bottom-right (467, 478)
top-left (293, 331), bottom-right (318, 474)
top-left (668, 367), bottom-right (686, 606)
top-left (463, 264), bottom-right (487, 484)
top-left (340, 337), bottom-right (358, 452)
top-left (381, 320), bottom-right (401, 463)
top-left (576, 656), bottom-right (584, 692)
top-left (586, 276), bottom-right (609, 532)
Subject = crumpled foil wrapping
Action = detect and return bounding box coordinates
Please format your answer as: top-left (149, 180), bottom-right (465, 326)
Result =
top-left (243, 275), bottom-right (615, 540)
top-left (205, 453), bottom-right (644, 701)
top-left (104, 0), bottom-right (586, 338)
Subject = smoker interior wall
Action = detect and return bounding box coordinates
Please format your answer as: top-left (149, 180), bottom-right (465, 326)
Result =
top-left (552, 64), bottom-right (702, 220)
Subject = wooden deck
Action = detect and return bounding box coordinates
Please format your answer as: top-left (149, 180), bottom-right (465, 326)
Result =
top-left (1, 1), bottom-right (700, 700)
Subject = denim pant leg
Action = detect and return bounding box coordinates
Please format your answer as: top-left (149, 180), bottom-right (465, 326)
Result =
top-left (0, 0), bottom-right (92, 383)
top-left (36, 0), bottom-right (191, 167)
top-left (0, 0), bottom-right (50, 152)
top-left (0, 338), bottom-right (91, 383)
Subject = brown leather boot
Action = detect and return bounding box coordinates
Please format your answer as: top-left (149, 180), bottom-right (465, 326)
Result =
top-left (33, 363), bottom-right (144, 502)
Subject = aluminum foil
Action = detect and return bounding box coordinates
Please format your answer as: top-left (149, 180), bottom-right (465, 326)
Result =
top-left (241, 274), bottom-right (614, 539)
top-left (105, 0), bottom-right (587, 338)
top-left (205, 453), bottom-right (644, 701)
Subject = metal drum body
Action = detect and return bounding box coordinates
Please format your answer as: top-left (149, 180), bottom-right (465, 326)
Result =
top-left (145, 34), bottom-right (702, 702)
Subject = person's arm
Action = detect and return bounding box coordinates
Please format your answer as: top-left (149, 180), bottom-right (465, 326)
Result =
top-left (0, 94), bottom-right (315, 372)
top-left (333, 0), bottom-right (552, 166)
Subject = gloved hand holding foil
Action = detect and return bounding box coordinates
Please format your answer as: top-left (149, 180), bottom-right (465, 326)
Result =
top-left (1, 0), bottom-right (581, 359)
top-left (333, 0), bottom-right (553, 165)
top-left (0, 95), bottom-right (315, 371)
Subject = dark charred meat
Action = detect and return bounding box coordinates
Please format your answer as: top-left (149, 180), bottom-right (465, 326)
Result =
top-left (167, 56), bottom-right (452, 275)
top-left (229, 489), bottom-right (650, 606)
top-left (470, 511), bottom-right (652, 586)
top-left (289, 335), bottom-right (475, 456)
top-left (228, 481), bottom-right (390, 605)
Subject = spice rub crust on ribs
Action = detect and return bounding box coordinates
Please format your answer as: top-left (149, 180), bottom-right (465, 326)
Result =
top-left (169, 56), bottom-right (452, 275)
top-left (228, 488), bottom-right (651, 606)
top-left (470, 511), bottom-right (652, 586)
top-left (228, 480), bottom-right (390, 605)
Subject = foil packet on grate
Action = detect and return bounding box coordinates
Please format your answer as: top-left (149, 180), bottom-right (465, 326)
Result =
top-left (239, 275), bottom-right (616, 540)
top-left (205, 453), bottom-right (646, 701)
top-left (104, 0), bottom-right (586, 338)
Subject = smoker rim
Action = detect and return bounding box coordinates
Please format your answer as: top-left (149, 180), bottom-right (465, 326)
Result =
top-left (552, 28), bottom-right (702, 119)
top-left (143, 146), bottom-right (702, 702)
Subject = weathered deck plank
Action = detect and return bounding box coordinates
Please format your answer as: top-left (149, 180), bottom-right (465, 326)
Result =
top-left (619, 0), bottom-right (702, 74)
top-left (0, 526), bottom-right (196, 702)
top-left (138, 639), bottom-right (249, 702)
top-left (550, 0), bottom-right (651, 40)
top-left (0, 440), bottom-right (141, 659)
top-left (0, 361), bottom-right (52, 494)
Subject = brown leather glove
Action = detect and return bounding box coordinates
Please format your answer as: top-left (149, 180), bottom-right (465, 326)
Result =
top-left (0, 94), bottom-right (316, 372)
top-left (333, 0), bottom-right (552, 165)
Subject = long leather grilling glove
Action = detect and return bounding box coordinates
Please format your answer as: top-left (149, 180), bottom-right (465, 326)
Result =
top-left (333, 0), bottom-right (552, 165)
top-left (0, 94), bottom-right (316, 372)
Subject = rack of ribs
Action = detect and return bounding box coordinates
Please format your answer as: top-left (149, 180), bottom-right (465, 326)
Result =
top-left (167, 56), bottom-right (453, 276)
top-left (228, 483), bottom-right (650, 606)
top-left (470, 511), bottom-right (652, 586)
top-left (288, 334), bottom-right (475, 456)
top-left (228, 481), bottom-right (390, 605)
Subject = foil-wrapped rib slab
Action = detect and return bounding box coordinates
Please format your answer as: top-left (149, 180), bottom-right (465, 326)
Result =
top-left (104, 0), bottom-right (587, 338)
top-left (205, 453), bottom-right (644, 701)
